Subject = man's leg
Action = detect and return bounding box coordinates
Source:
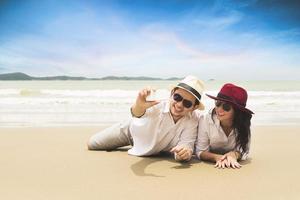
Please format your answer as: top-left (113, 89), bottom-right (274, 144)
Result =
top-left (87, 121), bottom-right (132, 150)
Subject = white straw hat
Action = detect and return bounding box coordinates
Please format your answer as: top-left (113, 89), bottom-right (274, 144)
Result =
top-left (175, 75), bottom-right (205, 110)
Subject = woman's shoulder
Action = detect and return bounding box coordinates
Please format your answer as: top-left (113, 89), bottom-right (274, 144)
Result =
top-left (192, 110), bottom-right (204, 119)
top-left (192, 110), bottom-right (213, 123)
top-left (201, 110), bottom-right (218, 125)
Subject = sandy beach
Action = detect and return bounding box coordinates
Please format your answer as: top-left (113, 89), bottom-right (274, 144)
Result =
top-left (1, 0), bottom-right (300, 199)
top-left (0, 125), bottom-right (299, 200)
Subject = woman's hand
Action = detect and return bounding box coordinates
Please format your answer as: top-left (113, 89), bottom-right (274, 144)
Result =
top-left (214, 152), bottom-right (242, 169)
top-left (170, 146), bottom-right (192, 162)
top-left (214, 155), bottom-right (227, 169)
top-left (225, 151), bottom-right (242, 169)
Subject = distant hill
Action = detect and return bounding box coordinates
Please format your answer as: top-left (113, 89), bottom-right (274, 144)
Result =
top-left (0, 72), bottom-right (33, 80)
top-left (99, 76), bottom-right (165, 80)
top-left (0, 72), bottom-right (88, 80)
top-left (0, 72), bottom-right (181, 81)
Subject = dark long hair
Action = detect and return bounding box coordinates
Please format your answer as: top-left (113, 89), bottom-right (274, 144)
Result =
top-left (211, 106), bottom-right (252, 155)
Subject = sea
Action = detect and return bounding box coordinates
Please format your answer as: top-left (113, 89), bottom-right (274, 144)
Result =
top-left (0, 80), bottom-right (299, 127)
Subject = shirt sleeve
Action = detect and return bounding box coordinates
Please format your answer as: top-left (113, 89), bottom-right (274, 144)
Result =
top-left (195, 114), bottom-right (210, 159)
top-left (176, 117), bottom-right (198, 152)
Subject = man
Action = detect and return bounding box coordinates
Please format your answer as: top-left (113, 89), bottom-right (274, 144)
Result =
top-left (87, 75), bottom-right (205, 161)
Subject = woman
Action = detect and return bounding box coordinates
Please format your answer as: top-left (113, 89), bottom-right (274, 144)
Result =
top-left (88, 75), bottom-right (205, 162)
top-left (196, 83), bottom-right (253, 169)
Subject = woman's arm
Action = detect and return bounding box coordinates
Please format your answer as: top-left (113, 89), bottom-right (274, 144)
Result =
top-left (200, 151), bottom-right (242, 169)
top-left (199, 151), bottom-right (223, 163)
top-left (200, 151), bottom-right (231, 169)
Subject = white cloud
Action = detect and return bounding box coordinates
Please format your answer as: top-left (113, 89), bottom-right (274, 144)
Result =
top-left (0, 7), bottom-right (299, 80)
top-left (193, 13), bottom-right (242, 30)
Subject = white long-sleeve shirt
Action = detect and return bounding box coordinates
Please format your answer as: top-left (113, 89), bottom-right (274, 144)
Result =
top-left (128, 101), bottom-right (198, 156)
top-left (195, 111), bottom-right (250, 160)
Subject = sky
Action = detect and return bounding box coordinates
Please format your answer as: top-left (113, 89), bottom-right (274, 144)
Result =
top-left (0, 0), bottom-right (300, 80)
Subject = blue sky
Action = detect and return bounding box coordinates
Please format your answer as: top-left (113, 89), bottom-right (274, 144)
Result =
top-left (0, 0), bottom-right (300, 80)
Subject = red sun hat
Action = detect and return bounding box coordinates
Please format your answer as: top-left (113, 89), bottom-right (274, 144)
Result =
top-left (206, 83), bottom-right (254, 114)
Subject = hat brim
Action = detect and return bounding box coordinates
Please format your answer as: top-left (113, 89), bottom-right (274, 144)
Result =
top-left (206, 94), bottom-right (254, 114)
top-left (174, 86), bottom-right (205, 110)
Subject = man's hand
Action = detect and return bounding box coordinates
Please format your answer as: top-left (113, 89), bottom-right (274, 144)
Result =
top-left (131, 88), bottom-right (160, 117)
top-left (170, 146), bottom-right (192, 162)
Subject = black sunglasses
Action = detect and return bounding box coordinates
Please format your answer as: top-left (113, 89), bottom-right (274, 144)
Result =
top-left (215, 101), bottom-right (232, 112)
top-left (173, 93), bottom-right (194, 109)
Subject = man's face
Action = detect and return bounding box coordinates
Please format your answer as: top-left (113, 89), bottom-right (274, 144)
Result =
top-left (169, 88), bottom-right (197, 122)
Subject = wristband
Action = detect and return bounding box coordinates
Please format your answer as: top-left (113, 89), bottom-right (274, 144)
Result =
top-left (130, 107), bottom-right (144, 118)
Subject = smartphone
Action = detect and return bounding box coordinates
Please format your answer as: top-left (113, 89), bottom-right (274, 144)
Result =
top-left (146, 89), bottom-right (168, 101)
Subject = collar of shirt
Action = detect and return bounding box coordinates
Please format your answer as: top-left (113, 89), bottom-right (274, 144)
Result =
top-left (207, 109), bottom-right (235, 137)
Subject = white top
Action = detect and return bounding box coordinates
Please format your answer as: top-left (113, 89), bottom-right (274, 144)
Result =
top-left (195, 111), bottom-right (250, 160)
top-left (128, 101), bottom-right (198, 156)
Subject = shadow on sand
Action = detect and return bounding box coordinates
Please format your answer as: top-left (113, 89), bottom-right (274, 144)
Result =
top-left (130, 153), bottom-right (198, 177)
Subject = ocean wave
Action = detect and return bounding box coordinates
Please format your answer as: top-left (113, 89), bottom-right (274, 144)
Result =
top-left (1, 89), bottom-right (300, 126)
top-left (248, 91), bottom-right (300, 97)
top-left (1, 89), bottom-right (300, 97)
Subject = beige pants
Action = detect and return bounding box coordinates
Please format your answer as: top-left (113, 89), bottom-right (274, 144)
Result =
top-left (87, 121), bottom-right (133, 150)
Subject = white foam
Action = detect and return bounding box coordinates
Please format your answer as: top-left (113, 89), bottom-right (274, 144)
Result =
top-left (0, 88), bottom-right (300, 126)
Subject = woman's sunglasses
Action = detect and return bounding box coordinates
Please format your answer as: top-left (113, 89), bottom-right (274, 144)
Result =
top-left (215, 101), bottom-right (232, 112)
top-left (173, 93), bottom-right (194, 109)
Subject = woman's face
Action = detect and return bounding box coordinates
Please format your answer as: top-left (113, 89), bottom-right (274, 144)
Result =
top-left (169, 88), bottom-right (197, 122)
top-left (215, 100), bottom-right (235, 123)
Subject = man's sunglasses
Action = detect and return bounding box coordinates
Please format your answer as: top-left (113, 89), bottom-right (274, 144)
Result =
top-left (173, 93), bottom-right (194, 109)
top-left (215, 101), bottom-right (232, 112)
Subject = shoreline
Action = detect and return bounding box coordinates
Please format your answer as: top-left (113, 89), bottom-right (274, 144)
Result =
top-left (1, 125), bottom-right (300, 199)
top-left (1, 122), bottom-right (300, 128)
